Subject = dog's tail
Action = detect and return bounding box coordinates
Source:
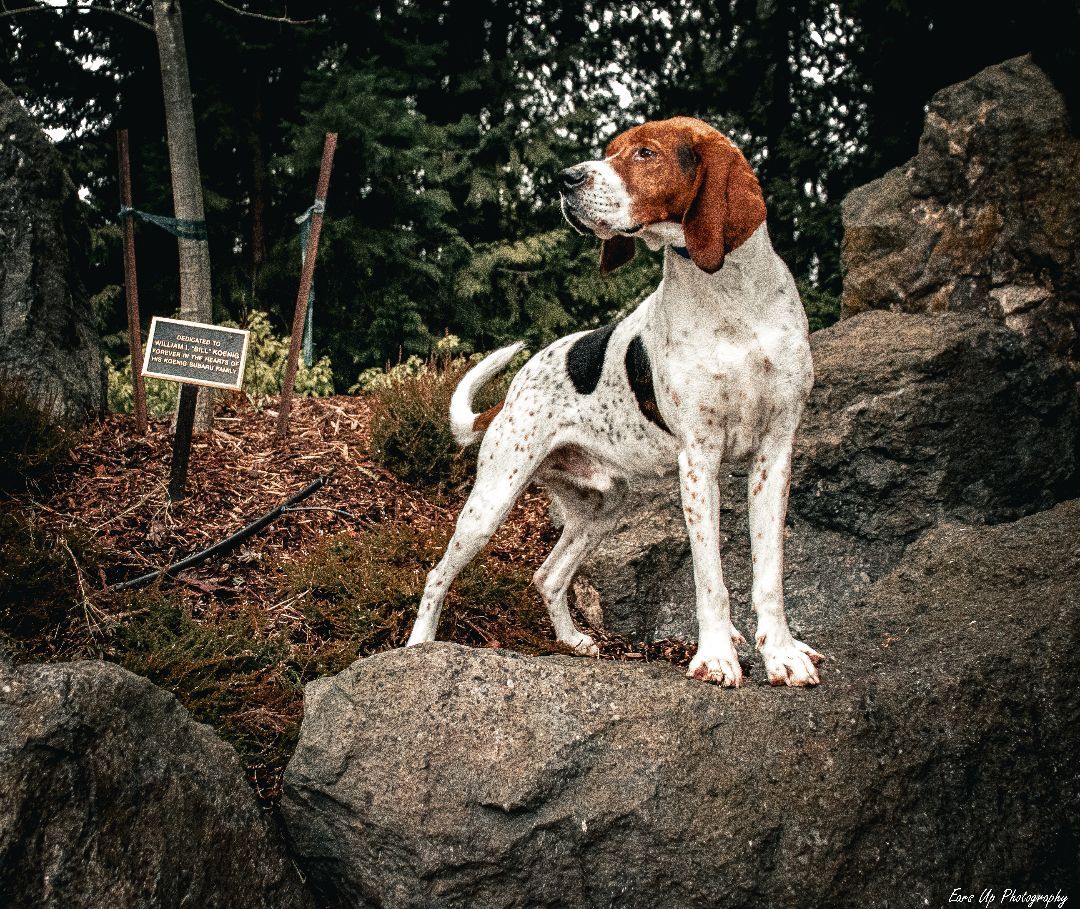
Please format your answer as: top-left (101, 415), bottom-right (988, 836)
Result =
top-left (449, 342), bottom-right (526, 447)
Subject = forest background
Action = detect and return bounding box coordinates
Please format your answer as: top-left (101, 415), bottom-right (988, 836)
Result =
top-left (2, 0), bottom-right (1076, 389)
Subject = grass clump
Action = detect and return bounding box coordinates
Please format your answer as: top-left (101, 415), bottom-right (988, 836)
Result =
top-left (0, 380), bottom-right (75, 493)
top-left (109, 594), bottom-right (303, 769)
top-left (364, 335), bottom-right (524, 491)
top-left (0, 508), bottom-right (97, 653)
top-left (287, 522), bottom-right (557, 671)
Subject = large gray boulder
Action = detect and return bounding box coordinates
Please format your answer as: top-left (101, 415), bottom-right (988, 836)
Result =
top-left (841, 55), bottom-right (1080, 368)
top-left (0, 81), bottom-right (105, 419)
top-left (791, 309), bottom-right (1078, 538)
top-left (580, 309), bottom-right (1079, 643)
top-left (0, 659), bottom-right (313, 909)
top-left (281, 500), bottom-right (1080, 908)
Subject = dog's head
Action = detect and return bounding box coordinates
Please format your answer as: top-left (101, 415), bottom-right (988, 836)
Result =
top-left (559, 116), bottom-right (766, 274)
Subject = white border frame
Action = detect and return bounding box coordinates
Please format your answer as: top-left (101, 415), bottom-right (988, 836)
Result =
top-left (141, 316), bottom-right (251, 391)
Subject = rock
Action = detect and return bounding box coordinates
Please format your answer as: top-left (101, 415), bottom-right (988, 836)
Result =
top-left (574, 474), bottom-right (896, 646)
top-left (791, 310), bottom-right (1079, 538)
top-left (581, 310), bottom-right (1079, 642)
top-left (282, 500), bottom-right (1080, 908)
top-left (840, 56), bottom-right (1080, 368)
top-left (0, 81), bottom-right (105, 419)
top-left (0, 660), bottom-right (312, 909)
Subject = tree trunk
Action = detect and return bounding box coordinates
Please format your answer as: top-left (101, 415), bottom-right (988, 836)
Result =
top-left (152, 0), bottom-right (213, 432)
top-left (250, 89), bottom-right (267, 309)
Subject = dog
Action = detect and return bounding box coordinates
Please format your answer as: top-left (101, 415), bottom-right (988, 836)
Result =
top-left (406, 116), bottom-right (822, 687)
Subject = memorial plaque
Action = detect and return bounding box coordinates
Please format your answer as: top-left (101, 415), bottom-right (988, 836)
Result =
top-left (142, 317), bottom-right (250, 391)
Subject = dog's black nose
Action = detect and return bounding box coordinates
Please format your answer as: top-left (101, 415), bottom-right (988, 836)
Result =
top-left (560, 166), bottom-right (588, 190)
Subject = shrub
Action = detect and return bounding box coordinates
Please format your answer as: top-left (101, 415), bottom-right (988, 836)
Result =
top-left (106, 354), bottom-right (178, 418)
top-left (286, 522), bottom-right (555, 673)
top-left (0, 507), bottom-right (96, 650)
top-left (364, 335), bottom-right (526, 490)
top-left (0, 380), bottom-right (75, 493)
top-left (367, 358), bottom-right (474, 489)
top-left (235, 310), bottom-right (335, 403)
top-left (106, 310), bottom-right (335, 417)
top-left (109, 594), bottom-right (302, 767)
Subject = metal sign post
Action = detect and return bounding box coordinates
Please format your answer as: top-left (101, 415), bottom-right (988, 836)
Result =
top-left (275, 132), bottom-right (337, 442)
top-left (116, 129), bottom-right (149, 435)
top-left (141, 317), bottom-right (251, 500)
top-left (170, 385), bottom-right (198, 501)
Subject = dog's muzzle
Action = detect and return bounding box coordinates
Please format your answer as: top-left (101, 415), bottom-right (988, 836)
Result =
top-left (560, 197), bottom-right (590, 235)
top-left (558, 163), bottom-right (640, 238)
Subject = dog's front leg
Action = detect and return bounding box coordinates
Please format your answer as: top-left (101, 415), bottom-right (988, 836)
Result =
top-left (679, 448), bottom-right (746, 687)
top-left (748, 433), bottom-right (823, 686)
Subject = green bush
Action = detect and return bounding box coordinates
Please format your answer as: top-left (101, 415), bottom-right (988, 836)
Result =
top-left (106, 354), bottom-right (179, 418)
top-left (286, 522), bottom-right (552, 671)
top-left (0, 507), bottom-right (94, 648)
top-left (351, 333), bottom-right (468, 393)
top-left (0, 380), bottom-right (75, 493)
top-left (234, 310), bottom-right (335, 402)
top-left (106, 310), bottom-right (335, 417)
top-left (364, 335), bottom-right (525, 490)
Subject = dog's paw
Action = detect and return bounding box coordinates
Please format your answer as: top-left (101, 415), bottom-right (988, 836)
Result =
top-left (759, 638), bottom-right (823, 687)
top-left (562, 630), bottom-right (599, 657)
top-left (687, 647), bottom-right (744, 688)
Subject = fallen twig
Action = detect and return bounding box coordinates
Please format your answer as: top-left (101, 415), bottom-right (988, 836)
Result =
top-left (108, 475), bottom-right (331, 592)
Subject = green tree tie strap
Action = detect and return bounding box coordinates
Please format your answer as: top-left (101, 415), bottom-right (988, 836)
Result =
top-left (118, 205), bottom-right (208, 242)
top-left (295, 199), bottom-right (326, 368)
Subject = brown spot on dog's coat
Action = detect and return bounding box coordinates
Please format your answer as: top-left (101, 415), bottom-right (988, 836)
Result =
top-left (471, 401), bottom-right (504, 433)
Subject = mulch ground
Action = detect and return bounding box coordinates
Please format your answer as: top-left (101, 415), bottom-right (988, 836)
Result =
top-left (17, 394), bottom-right (697, 800)
top-left (34, 395), bottom-right (552, 617)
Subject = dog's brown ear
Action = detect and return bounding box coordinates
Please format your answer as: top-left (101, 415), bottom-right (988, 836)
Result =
top-left (600, 235), bottom-right (636, 274)
top-left (682, 134), bottom-right (766, 274)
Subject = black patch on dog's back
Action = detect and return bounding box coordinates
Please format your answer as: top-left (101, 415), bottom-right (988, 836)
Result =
top-left (626, 335), bottom-right (671, 433)
top-left (566, 321), bottom-right (619, 394)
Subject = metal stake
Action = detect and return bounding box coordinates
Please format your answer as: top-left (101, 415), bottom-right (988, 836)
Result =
top-left (169, 383), bottom-right (198, 500)
top-left (117, 128), bottom-right (148, 434)
top-left (276, 132), bottom-right (337, 441)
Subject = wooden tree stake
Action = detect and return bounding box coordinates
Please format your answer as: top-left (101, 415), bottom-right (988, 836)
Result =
top-left (116, 128), bottom-right (148, 435)
top-left (276, 132), bottom-right (337, 441)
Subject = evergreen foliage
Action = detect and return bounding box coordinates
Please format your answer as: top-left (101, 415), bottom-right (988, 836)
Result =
top-left (2, 1), bottom-right (1074, 384)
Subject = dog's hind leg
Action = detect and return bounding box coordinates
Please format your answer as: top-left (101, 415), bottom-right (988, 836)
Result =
top-left (533, 478), bottom-right (628, 655)
top-left (406, 444), bottom-right (543, 647)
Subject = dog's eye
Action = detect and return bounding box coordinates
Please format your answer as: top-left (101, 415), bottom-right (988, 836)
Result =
top-left (633, 147), bottom-right (656, 160)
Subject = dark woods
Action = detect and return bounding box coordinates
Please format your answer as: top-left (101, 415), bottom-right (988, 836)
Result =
top-left (1, 0), bottom-right (1076, 388)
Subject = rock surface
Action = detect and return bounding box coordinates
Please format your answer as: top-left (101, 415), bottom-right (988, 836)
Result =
top-left (0, 80), bottom-right (104, 419)
top-left (581, 309), bottom-right (1079, 642)
top-left (841, 56), bottom-right (1080, 368)
top-left (282, 500), bottom-right (1080, 909)
top-left (0, 659), bottom-right (312, 909)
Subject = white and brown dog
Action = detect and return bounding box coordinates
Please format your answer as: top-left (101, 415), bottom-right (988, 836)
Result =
top-left (406, 116), bottom-right (822, 687)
